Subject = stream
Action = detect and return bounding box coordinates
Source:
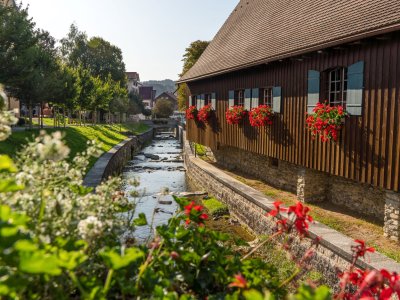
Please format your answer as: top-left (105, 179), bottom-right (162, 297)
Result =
top-left (121, 130), bottom-right (186, 243)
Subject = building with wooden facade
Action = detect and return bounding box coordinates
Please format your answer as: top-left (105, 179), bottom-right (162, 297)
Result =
top-left (178, 0), bottom-right (400, 240)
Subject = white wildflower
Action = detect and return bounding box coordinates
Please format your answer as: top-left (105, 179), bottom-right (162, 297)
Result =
top-left (36, 131), bottom-right (70, 161)
top-left (78, 216), bottom-right (104, 240)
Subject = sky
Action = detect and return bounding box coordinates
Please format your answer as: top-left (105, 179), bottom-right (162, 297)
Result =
top-left (21, 0), bottom-right (239, 82)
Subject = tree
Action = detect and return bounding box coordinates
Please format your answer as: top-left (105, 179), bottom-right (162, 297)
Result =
top-left (126, 91), bottom-right (144, 116)
top-left (180, 40), bottom-right (210, 76)
top-left (60, 25), bottom-right (126, 86)
top-left (153, 99), bottom-right (174, 118)
top-left (177, 40), bottom-right (209, 111)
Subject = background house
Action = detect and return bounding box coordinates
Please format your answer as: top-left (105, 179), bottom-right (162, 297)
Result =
top-left (139, 86), bottom-right (156, 109)
top-left (126, 72), bottom-right (141, 94)
top-left (154, 92), bottom-right (178, 110)
top-left (180, 0), bottom-right (400, 241)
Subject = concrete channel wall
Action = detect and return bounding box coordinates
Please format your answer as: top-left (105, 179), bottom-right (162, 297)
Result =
top-left (182, 131), bottom-right (400, 288)
top-left (84, 129), bottom-right (153, 187)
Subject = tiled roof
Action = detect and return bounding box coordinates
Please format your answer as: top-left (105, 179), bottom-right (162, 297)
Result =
top-left (126, 72), bottom-right (140, 81)
top-left (179, 0), bottom-right (400, 82)
top-left (155, 92), bottom-right (178, 101)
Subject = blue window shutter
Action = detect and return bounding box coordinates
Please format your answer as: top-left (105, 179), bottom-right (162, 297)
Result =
top-left (244, 89), bottom-right (251, 110)
top-left (251, 88), bottom-right (259, 108)
top-left (272, 86), bottom-right (282, 113)
top-left (228, 90), bottom-right (235, 107)
top-left (211, 92), bottom-right (216, 110)
top-left (188, 96), bottom-right (192, 107)
top-left (307, 70), bottom-right (320, 113)
top-left (196, 96), bottom-right (201, 110)
top-left (347, 61), bottom-right (364, 116)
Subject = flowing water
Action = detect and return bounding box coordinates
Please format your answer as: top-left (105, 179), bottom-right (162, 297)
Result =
top-left (121, 130), bottom-right (186, 243)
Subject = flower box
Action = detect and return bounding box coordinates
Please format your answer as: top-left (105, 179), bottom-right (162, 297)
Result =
top-left (186, 105), bottom-right (198, 120)
top-left (225, 105), bottom-right (247, 125)
top-left (197, 104), bottom-right (213, 124)
top-left (249, 105), bottom-right (273, 127)
top-left (305, 102), bottom-right (347, 142)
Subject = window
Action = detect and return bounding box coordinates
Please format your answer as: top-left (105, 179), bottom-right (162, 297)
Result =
top-left (261, 87), bottom-right (273, 107)
top-left (236, 90), bottom-right (244, 106)
top-left (327, 67), bottom-right (347, 107)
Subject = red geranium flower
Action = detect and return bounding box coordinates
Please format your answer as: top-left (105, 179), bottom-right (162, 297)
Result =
top-left (249, 105), bottom-right (273, 127)
top-left (197, 104), bottom-right (212, 124)
top-left (305, 101), bottom-right (347, 142)
top-left (186, 106), bottom-right (198, 120)
top-left (352, 239), bottom-right (375, 259)
top-left (226, 105), bottom-right (247, 125)
top-left (228, 273), bottom-right (248, 289)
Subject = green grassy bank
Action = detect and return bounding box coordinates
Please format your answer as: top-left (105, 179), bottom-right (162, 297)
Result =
top-left (1, 123), bottom-right (149, 169)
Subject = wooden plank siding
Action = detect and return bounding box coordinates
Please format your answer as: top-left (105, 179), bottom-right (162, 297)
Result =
top-left (186, 35), bottom-right (400, 193)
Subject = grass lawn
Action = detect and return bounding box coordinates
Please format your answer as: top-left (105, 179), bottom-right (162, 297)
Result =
top-left (1, 123), bottom-right (149, 170)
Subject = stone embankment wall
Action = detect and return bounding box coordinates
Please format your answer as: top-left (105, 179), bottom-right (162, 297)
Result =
top-left (183, 136), bottom-right (400, 288)
top-left (207, 145), bottom-right (400, 241)
top-left (84, 129), bottom-right (153, 187)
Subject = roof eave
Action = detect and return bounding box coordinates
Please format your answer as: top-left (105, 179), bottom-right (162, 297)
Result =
top-left (177, 23), bottom-right (400, 84)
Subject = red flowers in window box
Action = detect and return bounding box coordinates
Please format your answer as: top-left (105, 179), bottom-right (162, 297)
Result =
top-left (197, 104), bottom-right (212, 124)
top-left (186, 105), bottom-right (198, 120)
top-left (226, 105), bottom-right (247, 125)
top-left (305, 102), bottom-right (347, 142)
top-left (249, 105), bottom-right (273, 127)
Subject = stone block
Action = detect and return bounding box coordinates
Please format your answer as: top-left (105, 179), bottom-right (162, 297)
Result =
top-left (384, 191), bottom-right (400, 241)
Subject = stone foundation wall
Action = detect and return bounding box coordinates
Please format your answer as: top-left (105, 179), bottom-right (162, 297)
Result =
top-left (210, 145), bottom-right (393, 221)
top-left (183, 137), bottom-right (400, 289)
top-left (212, 146), bottom-right (299, 193)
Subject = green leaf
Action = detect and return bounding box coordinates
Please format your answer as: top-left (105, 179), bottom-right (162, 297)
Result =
top-left (243, 290), bottom-right (267, 300)
top-left (14, 240), bottom-right (38, 252)
top-left (0, 179), bottom-right (24, 193)
top-left (100, 248), bottom-right (144, 270)
top-left (69, 184), bottom-right (93, 196)
top-left (19, 251), bottom-right (62, 275)
top-left (58, 250), bottom-right (87, 270)
top-left (294, 285), bottom-right (331, 300)
top-left (0, 155), bottom-right (17, 173)
top-left (133, 213), bottom-right (148, 226)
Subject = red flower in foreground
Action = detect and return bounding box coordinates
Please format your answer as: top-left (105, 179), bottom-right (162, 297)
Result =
top-left (380, 269), bottom-right (400, 299)
top-left (352, 239), bottom-right (375, 259)
top-left (228, 273), bottom-right (248, 289)
top-left (184, 201), bottom-right (208, 226)
top-left (267, 201), bottom-right (287, 217)
top-left (288, 202), bottom-right (313, 236)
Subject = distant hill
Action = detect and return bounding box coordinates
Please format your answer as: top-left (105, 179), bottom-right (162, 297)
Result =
top-left (142, 79), bottom-right (176, 97)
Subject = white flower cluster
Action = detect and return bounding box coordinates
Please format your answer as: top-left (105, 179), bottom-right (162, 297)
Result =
top-left (0, 86), bottom-right (17, 141)
top-left (78, 216), bottom-right (103, 240)
top-left (35, 131), bottom-right (70, 161)
top-left (0, 131), bottom-right (131, 248)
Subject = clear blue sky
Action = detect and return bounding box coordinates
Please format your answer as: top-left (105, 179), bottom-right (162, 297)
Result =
top-left (21, 0), bottom-right (238, 81)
